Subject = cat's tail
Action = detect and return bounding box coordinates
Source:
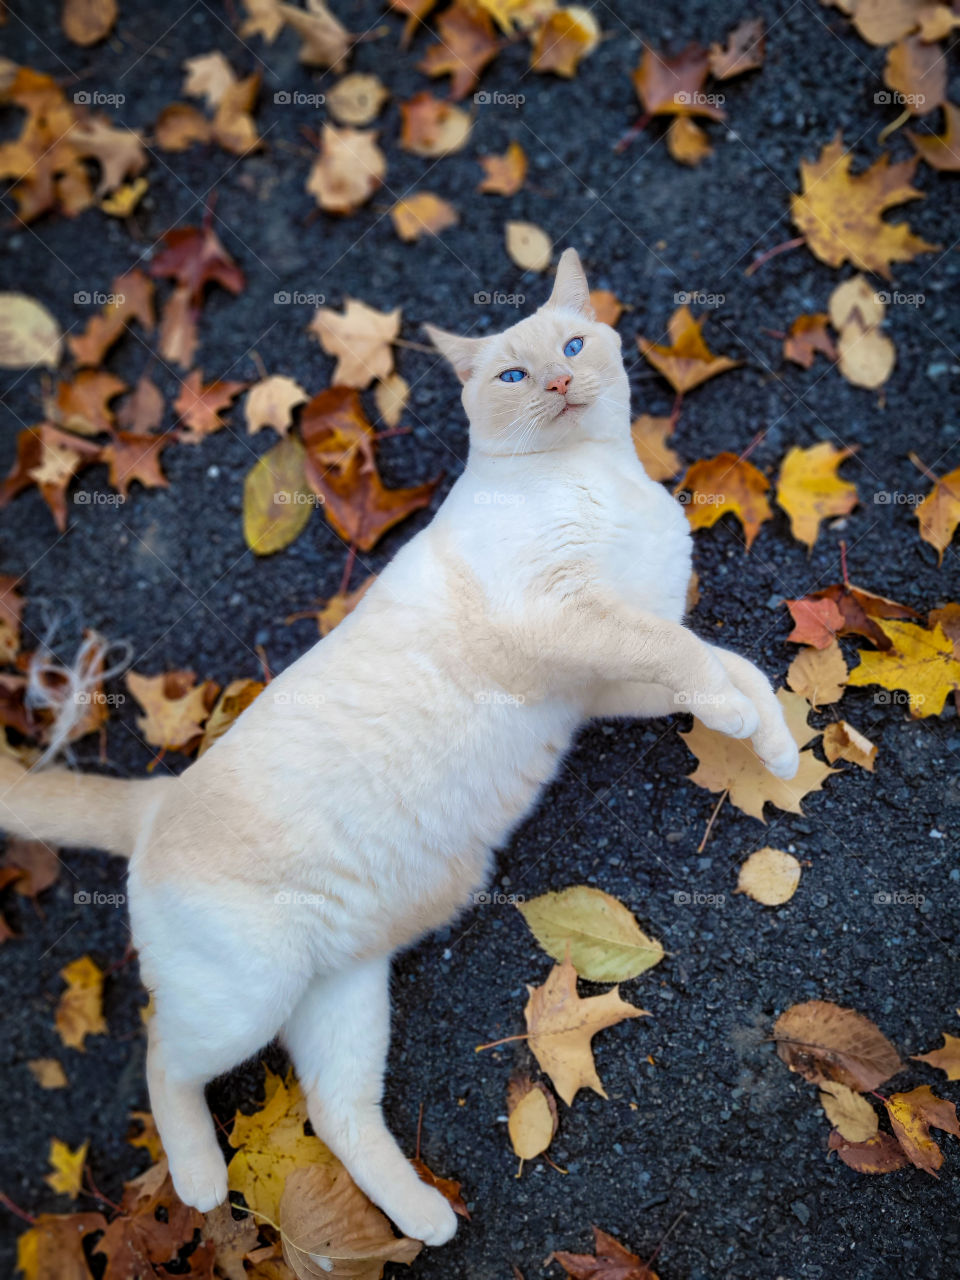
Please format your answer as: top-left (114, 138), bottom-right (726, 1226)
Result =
top-left (0, 756), bottom-right (161, 857)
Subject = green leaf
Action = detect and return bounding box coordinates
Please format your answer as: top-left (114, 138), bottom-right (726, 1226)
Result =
top-left (243, 435), bottom-right (313, 555)
top-left (518, 885), bottom-right (663, 982)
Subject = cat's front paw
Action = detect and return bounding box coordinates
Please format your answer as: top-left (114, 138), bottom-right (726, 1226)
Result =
top-left (389, 1183), bottom-right (459, 1246)
top-left (760, 739), bottom-right (800, 780)
top-left (695, 688), bottom-right (759, 740)
top-left (170, 1153), bottom-right (229, 1213)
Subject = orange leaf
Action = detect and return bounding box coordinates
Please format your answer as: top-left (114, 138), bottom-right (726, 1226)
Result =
top-left (637, 306), bottom-right (741, 394)
top-left (678, 451), bottom-right (772, 549)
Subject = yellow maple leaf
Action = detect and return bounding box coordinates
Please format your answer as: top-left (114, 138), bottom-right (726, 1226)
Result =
top-left (776, 442), bottom-right (858, 550)
top-left (45, 1138), bottom-right (89, 1199)
top-left (681, 689), bottom-right (837, 822)
top-left (916, 464), bottom-right (960, 563)
top-left (55, 955), bottom-right (107, 1051)
top-left (637, 306), bottom-right (741, 395)
top-left (913, 1033), bottom-right (960, 1080)
top-left (678, 451), bottom-right (773, 549)
top-left (846, 618), bottom-right (960, 717)
top-left (790, 133), bottom-right (939, 279)
top-left (227, 1067), bottom-right (335, 1222)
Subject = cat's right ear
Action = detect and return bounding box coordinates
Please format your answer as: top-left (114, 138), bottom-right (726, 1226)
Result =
top-left (424, 324), bottom-right (487, 384)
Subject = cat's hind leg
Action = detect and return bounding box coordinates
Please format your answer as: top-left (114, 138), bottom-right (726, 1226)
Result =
top-left (281, 957), bottom-right (458, 1247)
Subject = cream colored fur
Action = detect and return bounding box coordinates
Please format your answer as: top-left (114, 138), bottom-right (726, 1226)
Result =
top-left (0, 250), bottom-right (799, 1246)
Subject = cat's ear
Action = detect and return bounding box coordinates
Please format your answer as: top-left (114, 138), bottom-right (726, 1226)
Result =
top-left (545, 248), bottom-right (594, 317)
top-left (424, 324), bottom-right (487, 384)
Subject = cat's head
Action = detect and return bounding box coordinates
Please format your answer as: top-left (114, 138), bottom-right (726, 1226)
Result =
top-left (425, 249), bottom-right (629, 456)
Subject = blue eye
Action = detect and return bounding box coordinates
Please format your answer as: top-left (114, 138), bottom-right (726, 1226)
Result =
top-left (499, 368), bottom-right (526, 383)
top-left (564, 336), bottom-right (584, 357)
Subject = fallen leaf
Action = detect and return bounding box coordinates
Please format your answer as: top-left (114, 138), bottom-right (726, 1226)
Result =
top-left (783, 313), bottom-right (836, 368)
top-left (306, 124), bottom-right (386, 215)
top-left (916, 464), bottom-right (960, 562)
top-left (244, 436), bottom-right (314, 555)
top-left (239, 0), bottom-right (287, 38)
top-left (507, 1074), bottom-right (557, 1166)
top-left (212, 72), bottom-right (263, 155)
top-left (151, 223), bottom-right (246, 307)
top-left (913, 1033), bottom-right (960, 1079)
top-left (126, 670), bottom-right (219, 751)
top-left (678, 452), bottom-right (772, 549)
top-left (279, 1161), bottom-right (422, 1277)
top-left (419, 0), bottom-right (501, 98)
top-left (524, 955), bottom-right (648, 1105)
top-left (790, 134), bottom-right (939, 278)
top-left (52, 370), bottom-right (127, 435)
top-left (682, 688), bottom-right (837, 821)
top-left (637, 307), bottom-right (741, 395)
top-left (101, 175), bottom-right (149, 217)
top-left (777, 443), bottom-right (858, 550)
top-left (477, 142), bottom-right (527, 195)
top-left (400, 92), bottom-right (472, 155)
top-left (27, 1058), bottom-right (68, 1089)
top-left (100, 431), bottom-right (172, 497)
top-left (309, 298), bottom-right (400, 388)
top-left (0, 293), bottom-right (63, 368)
top-left (850, 0), bottom-right (929, 44)
top-left (174, 369), bottom-right (246, 441)
top-left (0, 574), bottom-right (25, 662)
top-left (117, 375), bottom-right (165, 433)
top-left (245, 374), bottom-right (308, 435)
top-left (227, 1067), bottom-right (336, 1222)
top-left (822, 720), bottom-right (877, 770)
top-left (787, 581), bottom-right (918, 650)
top-left (2, 837), bottom-right (61, 898)
top-left (55, 955), bottom-right (107, 1051)
top-left (15, 1212), bottom-right (107, 1280)
top-left (884, 1085), bottom-right (960, 1176)
top-left (518, 885), bottom-right (663, 981)
top-left (374, 373), bottom-right (409, 428)
top-left (772, 999), bottom-right (902, 1091)
top-left (93, 1160), bottom-right (205, 1280)
top-left (197, 679), bottom-right (265, 755)
top-left (183, 50), bottom-right (237, 107)
top-left (916, 3), bottom-right (960, 40)
top-left (829, 273), bottom-right (885, 331)
top-left (736, 847), bottom-right (802, 905)
top-left (391, 192), bottom-right (459, 242)
top-left (589, 289), bottom-right (624, 327)
top-left (68, 269), bottom-right (155, 366)
top-left (786, 596), bottom-right (845, 649)
top-left (530, 7), bottom-right (600, 77)
top-left (45, 1138), bottom-right (89, 1199)
top-left (201, 1202), bottom-right (259, 1280)
top-left (325, 72), bottom-right (389, 125)
top-left (908, 101), bottom-right (960, 170)
top-left (550, 1226), bottom-right (659, 1280)
top-left (127, 1110), bottom-right (164, 1161)
top-left (630, 415), bottom-right (682, 482)
top-left (666, 116), bottom-right (712, 165)
top-left (505, 221), bottom-right (553, 272)
top-left (312, 576), bottom-right (376, 636)
top-left (884, 34), bottom-right (946, 114)
top-left (836, 310), bottom-right (896, 389)
top-left (154, 102), bottom-right (214, 150)
top-left (277, 0), bottom-right (352, 67)
top-left (846, 617), bottom-right (960, 716)
top-left (709, 16), bottom-right (765, 79)
top-left (632, 42), bottom-right (722, 119)
top-left (409, 1157), bottom-right (470, 1218)
top-left (63, 0), bottom-right (117, 44)
top-left (827, 1127), bottom-right (911, 1174)
top-left (819, 1081), bottom-right (880, 1143)
top-left (300, 388), bottom-right (438, 550)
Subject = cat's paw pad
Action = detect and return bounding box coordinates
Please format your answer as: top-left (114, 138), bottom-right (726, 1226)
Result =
top-left (390, 1186), bottom-right (459, 1246)
top-left (761, 740), bottom-right (800, 780)
top-left (170, 1154), bottom-right (228, 1213)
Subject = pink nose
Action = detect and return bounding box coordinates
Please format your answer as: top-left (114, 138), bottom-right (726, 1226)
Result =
top-left (546, 373), bottom-right (571, 395)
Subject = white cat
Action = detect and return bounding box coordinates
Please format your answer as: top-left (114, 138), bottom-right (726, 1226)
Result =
top-left (0, 249), bottom-right (799, 1247)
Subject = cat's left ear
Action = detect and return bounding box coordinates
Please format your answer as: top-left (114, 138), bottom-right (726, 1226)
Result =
top-left (424, 324), bottom-right (488, 384)
top-left (545, 247), bottom-right (595, 317)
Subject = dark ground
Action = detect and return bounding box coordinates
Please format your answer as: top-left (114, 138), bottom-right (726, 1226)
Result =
top-left (2, 1), bottom-right (960, 1277)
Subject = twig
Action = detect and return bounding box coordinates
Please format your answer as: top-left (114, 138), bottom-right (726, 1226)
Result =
top-left (697, 789), bottom-right (728, 853)
top-left (878, 106), bottom-right (911, 145)
top-left (614, 111), bottom-right (652, 153)
top-left (745, 236), bottom-right (804, 277)
top-left (475, 1032), bottom-right (530, 1052)
top-left (0, 1191), bottom-right (35, 1225)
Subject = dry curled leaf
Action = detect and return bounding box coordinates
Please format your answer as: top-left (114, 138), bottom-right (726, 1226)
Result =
top-left (736, 847), bottom-right (802, 905)
top-left (530, 7), bottom-right (600, 77)
top-left (916, 464), bottom-right (960, 562)
top-left (883, 34), bottom-right (946, 116)
top-left (914, 1033), bottom-right (960, 1080)
top-left (666, 116), bottom-right (712, 165)
top-left (822, 720), bottom-right (877, 771)
top-left (783, 313), bottom-right (836, 369)
top-left (391, 192), bottom-right (459, 243)
top-left (307, 124), bottom-right (385, 215)
top-left (278, 0), bottom-right (352, 68)
top-left (709, 16), bottom-right (765, 79)
top-left (518, 885), bottom-right (663, 982)
top-left (506, 1073), bottom-right (558, 1167)
top-left (637, 307), bottom-right (741, 395)
top-left (632, 42), bottom-right (722, 120)
top-left (827, 1127), bottom-right (910, 1174)
top-left (550, 1226), bottom-right (659, 1280)
top-left (884, 1085), bottom-right (960, 1176)
top-left (418, 0), bottom-right (501, 99)
top-left (908, 102), bottom-right (960, 170)
top-left (63, 0), bottom-right (117, 45)
top-left (773, 999), bottom-right (902, 1092)
top-left (678, 452), bottom-right (772, 550)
